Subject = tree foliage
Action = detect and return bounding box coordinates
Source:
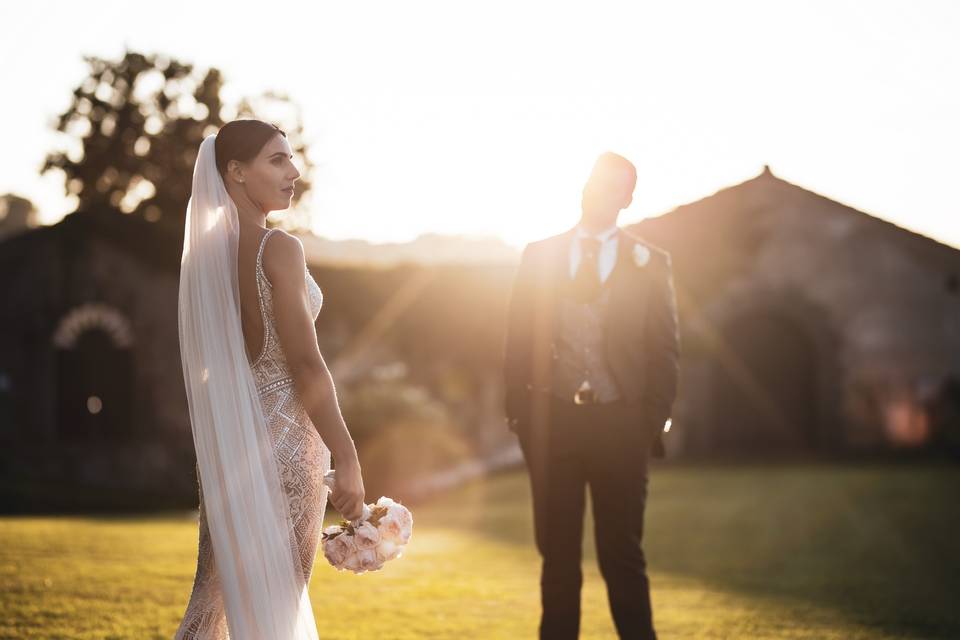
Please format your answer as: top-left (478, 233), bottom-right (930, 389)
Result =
top-left (42, 49), bottom-right (313, 235)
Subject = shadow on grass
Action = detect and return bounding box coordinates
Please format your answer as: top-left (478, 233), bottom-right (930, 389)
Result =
top-left (418, 459), bottom-right (960, 640)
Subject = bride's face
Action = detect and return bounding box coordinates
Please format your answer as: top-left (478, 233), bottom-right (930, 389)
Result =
top-left (233, 133), bottom-right (301, 213)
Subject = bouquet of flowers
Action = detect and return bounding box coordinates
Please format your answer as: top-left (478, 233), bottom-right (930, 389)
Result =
top-left (320, 470), bottom-right (413, 574)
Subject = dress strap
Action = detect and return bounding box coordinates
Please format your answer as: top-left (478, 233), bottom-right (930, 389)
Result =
top-left (249, 228), bottom-right (276, 367)
top-left (255, 228), bottom-right (277, 287)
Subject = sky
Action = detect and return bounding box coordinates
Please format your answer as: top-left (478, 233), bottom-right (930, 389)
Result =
top-left (0, 0), bottom-right (958, 250)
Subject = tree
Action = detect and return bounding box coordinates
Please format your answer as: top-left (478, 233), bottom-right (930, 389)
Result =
top-left (42, 49), bottom-right (313, 236)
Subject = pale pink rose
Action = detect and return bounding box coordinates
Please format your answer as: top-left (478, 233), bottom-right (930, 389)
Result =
top-left (389, 503), bottom-right (413, 530)
top-left (353, 521), bottom-right (381, 550)
top-left (375, 538), bottom-right (401, 563)
top-left (357, 548), bottom-right (383, 572)
top-left (341, 550), bottom-right (363, 573)
top-left (322, 543), bottom-right (344, 567)
top-left (380, 517), bottom-right (413, 545)
top-left (334, 531), bottom-right (360, 564)
top-left (378, 504), bottom-right (412, 545)
top-left (341, 531), bottom-right (360, 553)
top-left (378, 515), bottom-right (404, 543)
top-left (323, 534), bottom-right (352, 567)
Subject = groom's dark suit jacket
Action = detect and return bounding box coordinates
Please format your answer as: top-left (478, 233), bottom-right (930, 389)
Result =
top-left (502, 225), bottom-right (680, 458)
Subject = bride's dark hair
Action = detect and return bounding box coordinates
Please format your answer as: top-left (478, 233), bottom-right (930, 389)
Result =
top-left (214, 119), bottom-right (287, 178)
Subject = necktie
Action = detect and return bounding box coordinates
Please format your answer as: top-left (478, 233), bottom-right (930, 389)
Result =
top-left (570, 236), bottom-right (602, 302)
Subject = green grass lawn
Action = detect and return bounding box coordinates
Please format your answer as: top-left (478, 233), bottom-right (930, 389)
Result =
top-left (1, 462), bottom-right (958, 639)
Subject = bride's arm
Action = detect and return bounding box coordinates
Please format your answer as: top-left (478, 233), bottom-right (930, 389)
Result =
top-left (262, 230), bottom-right (364, 517)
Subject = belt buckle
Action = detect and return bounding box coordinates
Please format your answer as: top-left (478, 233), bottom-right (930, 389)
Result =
top-left (573, 388), bottom-right (596, 405)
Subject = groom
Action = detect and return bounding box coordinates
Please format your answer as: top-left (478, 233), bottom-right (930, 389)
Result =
top-left (502, 152), bottom-right (680, 639)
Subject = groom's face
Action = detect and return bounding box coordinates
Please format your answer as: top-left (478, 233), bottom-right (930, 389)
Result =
top-left (581, 161), bottom-right (635, 224)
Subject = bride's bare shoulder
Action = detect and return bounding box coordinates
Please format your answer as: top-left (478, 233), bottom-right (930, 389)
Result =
top-left (261, 229), bottom-right (305, 288)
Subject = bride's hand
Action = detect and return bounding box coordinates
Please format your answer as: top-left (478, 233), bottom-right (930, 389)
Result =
top-left (330, 460), bottom-right (365, 521)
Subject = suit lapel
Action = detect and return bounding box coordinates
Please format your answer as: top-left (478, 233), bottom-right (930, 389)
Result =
top-left (605, 228), bottom-right (651, 333)
top-left (547, 226), bottom-right (577, 337)
top-left (552, 226), bottom-right (577, 283)
top-left (607, 228), bottom-right (632, 291)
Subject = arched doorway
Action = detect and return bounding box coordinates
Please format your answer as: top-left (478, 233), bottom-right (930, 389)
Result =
top-left (710, 309), bottom-right (819, 453)
top-left (52, 304), bottom-right (134, 441)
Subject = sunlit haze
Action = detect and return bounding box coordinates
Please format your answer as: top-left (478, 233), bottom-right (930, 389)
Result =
top-left (1, 0), bottom-right (957, 250)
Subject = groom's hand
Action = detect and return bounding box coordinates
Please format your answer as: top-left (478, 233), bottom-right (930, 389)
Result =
top-left (504, 386), bottom-right (529, 433)
top-left (636, 415), bottom-right (667, 458)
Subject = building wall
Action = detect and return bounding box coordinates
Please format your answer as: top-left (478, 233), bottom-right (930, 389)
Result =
top-left (0, 217), bottom-right (194, 509)
top-left (639, 173), bottom-right (960, 455)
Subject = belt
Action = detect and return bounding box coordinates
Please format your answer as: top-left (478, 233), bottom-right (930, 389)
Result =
top-left (526, 384), bottom-right (620, 406)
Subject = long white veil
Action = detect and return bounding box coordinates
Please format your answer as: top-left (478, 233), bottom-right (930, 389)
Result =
top-left (178, 133), bottom-right (320, 639)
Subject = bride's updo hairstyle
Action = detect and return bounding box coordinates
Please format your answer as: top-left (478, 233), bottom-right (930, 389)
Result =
top-left (214, 119), bottom-right (287, 179)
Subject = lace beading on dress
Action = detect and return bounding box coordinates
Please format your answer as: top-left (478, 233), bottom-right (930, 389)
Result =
top-left (175, 228), bottom-right (331, 640)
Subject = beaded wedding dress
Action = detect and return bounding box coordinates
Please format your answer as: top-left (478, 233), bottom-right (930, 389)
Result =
top-left (175, 228), bottom-right (331, 639)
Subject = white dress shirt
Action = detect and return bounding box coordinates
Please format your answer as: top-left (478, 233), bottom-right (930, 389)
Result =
top-left (569, 223), bottom-right (619, 284)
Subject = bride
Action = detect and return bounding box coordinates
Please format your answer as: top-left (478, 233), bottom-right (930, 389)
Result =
top-left (174, 119), bottom-right (366, 639)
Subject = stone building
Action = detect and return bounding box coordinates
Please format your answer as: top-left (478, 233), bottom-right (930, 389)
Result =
top-left (633, 167), bottom-right (960, 456)
top-left (0, 209), bottom-right (191, 509)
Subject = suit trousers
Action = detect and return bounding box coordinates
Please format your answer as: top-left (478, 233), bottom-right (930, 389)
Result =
top-left (515, 394), bottom-right (657, 640)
